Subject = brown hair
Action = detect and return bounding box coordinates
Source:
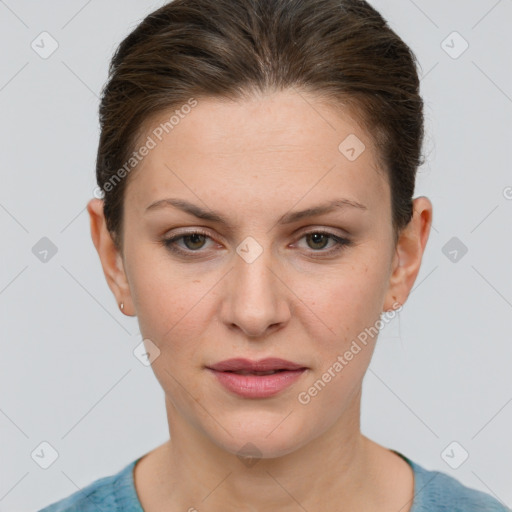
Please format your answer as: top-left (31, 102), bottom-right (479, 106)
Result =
top-left (96, 0), bottom-right (425, 251)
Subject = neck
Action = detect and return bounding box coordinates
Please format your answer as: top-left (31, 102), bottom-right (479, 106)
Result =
top-left (156, 386), bottom-right (383, 511)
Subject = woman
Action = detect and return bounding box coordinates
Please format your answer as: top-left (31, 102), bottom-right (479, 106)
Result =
top-left (40, 0), bottom-right (508, 510)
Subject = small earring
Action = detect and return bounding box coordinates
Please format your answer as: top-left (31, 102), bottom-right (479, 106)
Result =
top-left (120, 302), bottom-right (124, 311)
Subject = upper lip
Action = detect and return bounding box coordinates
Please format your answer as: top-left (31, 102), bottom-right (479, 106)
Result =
top-left (207, 358), bottom-right (306, 372)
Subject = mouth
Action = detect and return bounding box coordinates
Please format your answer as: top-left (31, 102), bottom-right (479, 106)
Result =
top-left (206, 358), bottom-right (308, 398)
top-left (207, 357), bottom-right (307, 373)
top-left (222, 369), bottom-right (288, 376)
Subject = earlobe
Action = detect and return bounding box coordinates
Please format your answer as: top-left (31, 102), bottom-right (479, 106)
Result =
top-left (383, 196), bottom-right (433, 312)
top-left (86, 198), bottom-right (134, 315)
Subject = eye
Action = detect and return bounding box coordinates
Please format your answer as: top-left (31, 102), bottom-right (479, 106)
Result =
top-left (161, 229), bottom-right (352, 258)
top-left (296, 230), bottom-right (352, 256)
top-left (162, 229), bottom-right (213, 255)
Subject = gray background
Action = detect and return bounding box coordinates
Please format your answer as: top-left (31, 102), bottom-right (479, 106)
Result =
top-left (1, 0), bottom-right (511, 510)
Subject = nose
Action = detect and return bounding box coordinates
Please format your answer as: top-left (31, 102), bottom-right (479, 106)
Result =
top-left (219, 241), bottom-right (291, 339)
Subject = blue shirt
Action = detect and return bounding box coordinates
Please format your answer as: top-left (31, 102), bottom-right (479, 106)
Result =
top-left (38, 450), bottom-right (509, 511)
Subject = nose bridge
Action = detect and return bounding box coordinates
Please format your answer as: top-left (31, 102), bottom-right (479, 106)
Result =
top-left (222, 235), bottom-right (289, 337)
top-left (235, 237), bottom-right (276, 293)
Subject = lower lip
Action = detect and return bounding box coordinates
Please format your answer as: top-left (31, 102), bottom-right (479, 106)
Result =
top-left (207, 369), bottom-right (306, 398)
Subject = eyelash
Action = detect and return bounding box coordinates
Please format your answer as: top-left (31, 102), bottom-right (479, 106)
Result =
top-left (161, 229), bottom-right (352, 258)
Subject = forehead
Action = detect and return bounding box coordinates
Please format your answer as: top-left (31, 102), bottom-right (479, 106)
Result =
top-left (125, 90), bottom-right (389, 213)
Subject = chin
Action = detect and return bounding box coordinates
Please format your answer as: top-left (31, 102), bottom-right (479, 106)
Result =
top-left (220, 434), bottom-right (305, 461)
top-left (206, 410), bottom-right (314, 460)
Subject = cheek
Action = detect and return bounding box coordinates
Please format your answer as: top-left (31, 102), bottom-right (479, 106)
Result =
top-left (126, 248), bottom-right (210, 350)
top-left (295, 268), bottom-right (383, 413)
top-left (294, 256), bottom-right (389, 341)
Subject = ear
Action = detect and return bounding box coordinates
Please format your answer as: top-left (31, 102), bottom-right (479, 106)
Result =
top-left (86, 198), bottom-right (135, 316)
top-left (383, 196), bottom-right (433, 312)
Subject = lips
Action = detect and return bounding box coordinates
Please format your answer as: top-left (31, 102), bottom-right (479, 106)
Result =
top-left (206, 358), bottom-right (308, 398)
top-left (207, 357), bottom-right (306, 373)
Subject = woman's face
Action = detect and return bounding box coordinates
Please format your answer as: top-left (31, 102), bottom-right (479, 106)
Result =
top-left (97, 90), bottom-right (413, 458)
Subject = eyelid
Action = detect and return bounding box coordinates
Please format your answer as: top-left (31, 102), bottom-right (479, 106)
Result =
top-left (165, 225), bottom-right (349, 242)
top-left (293, 224), bottom-right (350, 239)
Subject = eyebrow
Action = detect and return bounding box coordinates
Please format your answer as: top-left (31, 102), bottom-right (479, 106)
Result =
top-left (145, 197), bottom-right (367, 225)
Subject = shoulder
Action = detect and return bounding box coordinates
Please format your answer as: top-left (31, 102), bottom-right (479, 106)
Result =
top-left (38, 458), bottom-right (142, 512)
top-left (404, 455), bottom-right (510, 512)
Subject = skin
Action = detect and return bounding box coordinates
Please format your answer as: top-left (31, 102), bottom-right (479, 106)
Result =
top-left (87, 89), bottom-right (432, 511)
